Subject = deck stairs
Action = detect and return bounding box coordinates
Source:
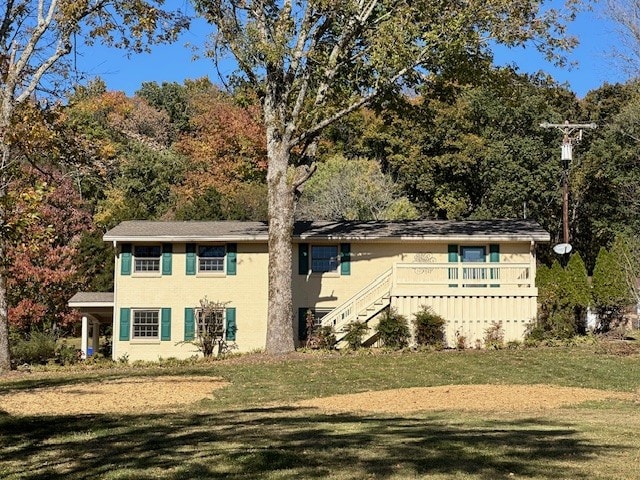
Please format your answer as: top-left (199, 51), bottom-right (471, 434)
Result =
top-left (320, 268), bottom-right (393, 348)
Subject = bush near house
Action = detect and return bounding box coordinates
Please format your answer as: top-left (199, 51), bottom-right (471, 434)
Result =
top-left (413, 306), bottom-right (446, 348)
top-left (375, 308), bottom-right (410, 350)
top-left (342, 321), bottom-right (369, 350)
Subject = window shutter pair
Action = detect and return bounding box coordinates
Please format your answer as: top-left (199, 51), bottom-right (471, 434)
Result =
top-left (120, 243), bottom-right (172, 275)
top-left (298, 243), bottom-right (350, 275)
top-left (119, 307), bottom-right (171, 341)
top-left (186, 243), bottom-right (236, 275)
top-left (183, 307), bottom-right (236, 341)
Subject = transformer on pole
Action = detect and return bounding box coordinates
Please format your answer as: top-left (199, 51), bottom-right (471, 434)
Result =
top-left (539, 120), bottom-right (597, 252)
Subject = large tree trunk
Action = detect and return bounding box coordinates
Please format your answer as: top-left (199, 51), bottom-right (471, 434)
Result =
top-left (265, 137), bottom-right (296, 354)
top-left (0, 136), bottom-right (10, 371)
top-left (0, 268), bottom-right (8, 371)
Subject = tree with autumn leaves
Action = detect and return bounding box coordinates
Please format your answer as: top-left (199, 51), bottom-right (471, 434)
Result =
top-left (0, 0), bottom-right (187, 370)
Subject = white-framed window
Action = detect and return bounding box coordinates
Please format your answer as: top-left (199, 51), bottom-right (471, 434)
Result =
top-left (134, 245), bottom-right (161, 272)
top-left (132, 310), bottom-right (159, 339)
top-left (312, 308), bottom-right (331, 327)
top-left (198, 245), bottom-right (226, 273)
top-left (196, 308), bottom-right (225, 338)
top-left (311, 245), bottom-right (339, 273)
top-left (461, 246), bottom-right (486, 286)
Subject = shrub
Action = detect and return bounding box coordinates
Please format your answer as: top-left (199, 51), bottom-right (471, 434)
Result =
top-left (10, 330), bottom-right (56, 365)
top-left (455, 330), bottom-right (467, 350)
top-left (533, 259), bottom-right (589, 340)
top-left (303, 310), bottom-right (337, 350)
top-left (413, 306), bottom-right (445, 347)
top-left (308, 326), bottom-right (337, 350)
top-left (484, 321), bottom-right (504, 349)
top-left (56, 341), bottom-right (80, 366)
top-left (342, 321), bottom-right (369, 350)
top-left (375, 308), bottom-right (410, 349)
top-left (592, 246), bottom-right (631, 333)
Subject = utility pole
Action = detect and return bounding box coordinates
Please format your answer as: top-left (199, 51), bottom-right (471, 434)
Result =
top-left (540, 120), bottom-right (597, 248)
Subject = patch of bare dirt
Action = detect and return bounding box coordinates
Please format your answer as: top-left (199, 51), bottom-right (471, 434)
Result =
top-left (0, 376), bottom-right (228, 416)
top-left (296, 384), bottom-right (637, 414)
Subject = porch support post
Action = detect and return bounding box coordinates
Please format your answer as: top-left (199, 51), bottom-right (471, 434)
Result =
top-left (92, 320), bottom-right (100, 357)
top-left (81, 315), bottom-right (89, 360)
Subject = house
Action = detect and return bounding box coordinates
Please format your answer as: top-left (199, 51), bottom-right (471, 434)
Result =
top-left (70, 219), bottom-right (550, 361)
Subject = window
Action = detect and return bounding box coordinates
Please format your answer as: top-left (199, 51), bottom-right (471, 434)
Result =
top-left (312, 309), bottom-right (331, 327)
top-left (461, 246), bottom-right (485, 263)
top-left (132, 310), bottom-right (159, 339)
top-left (311, 245), bottom-right (339, 273)
top-left (134, 245), bottom-right (161, 272)
top-left (461, 246), bottom-right (486, 286)
top-left (198, 245), bottom-right (226, 273)
top-left (196, 308), bottom-right (225, 338)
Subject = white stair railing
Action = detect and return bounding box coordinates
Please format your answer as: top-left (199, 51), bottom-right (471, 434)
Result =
top-left (321, 268), bottom-right (393, 339)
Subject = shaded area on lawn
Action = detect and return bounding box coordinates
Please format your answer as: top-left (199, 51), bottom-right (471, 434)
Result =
top-left (0, 406), bottom-right (621, 480)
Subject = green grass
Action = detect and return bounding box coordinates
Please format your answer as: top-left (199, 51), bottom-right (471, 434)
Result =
top-left (1, 345), bottom-right (639, 479)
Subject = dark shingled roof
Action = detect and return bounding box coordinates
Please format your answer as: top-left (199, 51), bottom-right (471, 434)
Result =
top-left (104, 219), bottom-right (549, 242)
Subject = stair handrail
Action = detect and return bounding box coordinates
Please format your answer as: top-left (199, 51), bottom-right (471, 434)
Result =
top-left (321, 268), bottom-right (393, 334)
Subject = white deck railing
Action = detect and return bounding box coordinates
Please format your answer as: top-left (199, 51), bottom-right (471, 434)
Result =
top-left (318, 262), bottom-right (534, 346)
top-left (393, 262), bottom-right (533, 288)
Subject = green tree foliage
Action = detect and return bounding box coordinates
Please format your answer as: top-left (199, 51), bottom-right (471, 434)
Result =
top-left (75, 232), bottom-right (115, 292)
top-left (94, 145), bottom-right (187, 228)
top-left (571, 82), bottom-right (640, 268)
top-left (136, 78), bottom-right (216, 140)
top-left (327, 70), bottom-right (578, 246)
top-left (592, 246), bottom-right (632, 331)
top-left (610, 233), bottom-right (640, 307)
top-left (297, 155), bottom-right (418, 221)
top-left (565, 252), bottom-right (592, 333)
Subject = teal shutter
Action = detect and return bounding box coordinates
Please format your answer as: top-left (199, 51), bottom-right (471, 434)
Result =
top-left (119, 308), bottom-right (131, 341)
top-left (298, 243), bottom-right (309, 274)
top-left (186, 243), bottom-right (196, 275)
top-left (162, 243), bottom-right (172, 275)
top-left (225, 307), bottom-right (237, 341)
top-left (340, 243), bottom-right (351, 275)
top-left (448, 244), bottom-right (459, 287)
top-left (298, 308), bottom-right (309, 341)
top-left (161, 308), bottom-right (171, 341)
top-left (226, 243), bottom-right (237, 275)
top-left (184, 308), bottom-right (195, 341)
top-left (121, 243), bottom-right (132, 276)
top-left (490, 244), bottom-right (500, 287)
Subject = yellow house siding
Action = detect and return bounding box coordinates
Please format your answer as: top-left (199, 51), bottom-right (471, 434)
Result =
top-left (114, 242), bottom-right (269, 361)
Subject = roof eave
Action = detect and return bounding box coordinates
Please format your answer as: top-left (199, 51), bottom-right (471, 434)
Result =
top-left (103, 235), bottom-right (270, 243)
top-left (104, 233), bottom-right (551, 243)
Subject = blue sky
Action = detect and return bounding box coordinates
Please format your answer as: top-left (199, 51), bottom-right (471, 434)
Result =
top-left (76, 2), bottom-right (631, 99)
